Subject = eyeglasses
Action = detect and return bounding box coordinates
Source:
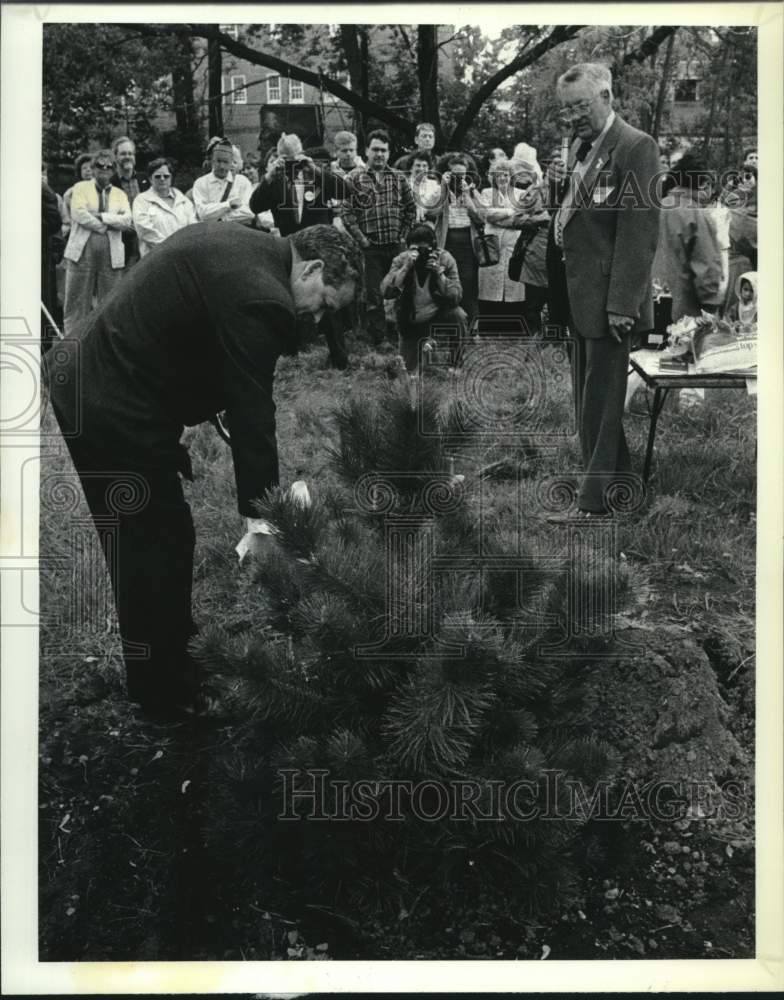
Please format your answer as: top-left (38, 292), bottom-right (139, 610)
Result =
top-left (558, 98), bottom-right (595, 122)
top-left (152, 173), bottom-right (172, 180)
top-left (93, 162), bottom-right (113, 171)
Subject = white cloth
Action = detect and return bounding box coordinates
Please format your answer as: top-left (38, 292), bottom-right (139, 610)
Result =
top-left (709, 201), bottom-right (731, 300)
top-left (447, 199), bottom-right (471, 229)
top-left (192, 171), bottom-right (254, 224)
top-left (293, 178), bottom-right (305, 224)
top-left (132, 187), bottom-right (197, 257)
top-left (63, 180), bottom-right (132, 269)
top-left (477, 187), bottom-right (526, 303)
top-left (411, 176), bottom-right (442, 221)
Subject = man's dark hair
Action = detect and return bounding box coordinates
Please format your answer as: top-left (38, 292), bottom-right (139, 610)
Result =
top-left (670, 152), bottom-right (713, 192)
top-left (410, 150), bottom-right (433, 168)
top-left (289, 225), bottom-right (363, 290)
top-left (146, 157), bottom-right (174, 179)
top-left (407, 223), bottom-right (437, 247)
top-left (304, 145), bottom-right (331, 163)
top-left (366, 129), bottom-right (390, 147)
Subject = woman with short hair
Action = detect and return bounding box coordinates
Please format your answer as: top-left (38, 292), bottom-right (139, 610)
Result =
top-left (62, 153), bottom-right (96, 236)
top-left (132, 157), bottom-right (196, 257)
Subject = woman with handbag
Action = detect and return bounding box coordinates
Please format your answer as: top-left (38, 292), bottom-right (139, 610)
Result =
top-left (506, 158), bottom-right (551, 337)
top-left (427, 152), bottom-right (486, 330)
top-left (477, 157), bottom-right (529, 334)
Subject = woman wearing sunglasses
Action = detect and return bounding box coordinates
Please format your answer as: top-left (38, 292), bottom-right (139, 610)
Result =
top-left (132, 157), bottom-right (197, 258)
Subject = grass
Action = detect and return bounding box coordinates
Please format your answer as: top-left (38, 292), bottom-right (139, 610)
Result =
top-left (38, 333), bottom-right (756, 961)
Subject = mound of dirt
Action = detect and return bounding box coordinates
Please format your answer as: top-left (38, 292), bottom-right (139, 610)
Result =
top-left (574, 629), bottom-right (749, 787)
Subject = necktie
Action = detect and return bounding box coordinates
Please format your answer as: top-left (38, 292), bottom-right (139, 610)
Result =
top-left (555, 140), bottom-right (595, 246)
top-left (574, 139), bottom-right (593, 163)
top-left (99, 187), bottom-right (107, 213)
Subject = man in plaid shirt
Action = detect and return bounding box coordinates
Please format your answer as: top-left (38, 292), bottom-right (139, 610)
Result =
top-left (341, 129), bottom-right (417, 346)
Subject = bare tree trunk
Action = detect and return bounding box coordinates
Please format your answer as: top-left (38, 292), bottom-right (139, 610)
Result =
top-left (339, 24), bottom-right (363, 139)
top-left (651, 32), bottom-right (675, 140)
top-left (171, 32), bottom-right (202, 165)
top-left (417, 25), bottom-right (442, 142)
top-left (702, 42), bottom-right (729, 161)
top-left (359, 26), bottom-right (369, 141)
top-left (208, 36), bottom-right (223, 137)
top-left (172, 33), bottom-right (198, 133)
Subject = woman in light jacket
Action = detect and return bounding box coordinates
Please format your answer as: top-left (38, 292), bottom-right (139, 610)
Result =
top-left (132, 158), bottom-right (197, 257)
top-left (477, 157), bottom-right (528, 333)
top-left (426, 152), bottom-right (485, 330)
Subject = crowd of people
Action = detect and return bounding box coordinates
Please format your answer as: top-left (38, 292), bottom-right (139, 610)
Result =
top-left (41, 61), bottom-right (758, 720)
top-left (42, 119), bottom-right (758, 368)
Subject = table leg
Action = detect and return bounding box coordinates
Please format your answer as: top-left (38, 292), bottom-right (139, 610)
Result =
top-left (642, 387), bottom-right (670, 484)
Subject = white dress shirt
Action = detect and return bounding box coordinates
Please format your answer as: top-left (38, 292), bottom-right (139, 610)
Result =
top-left (192, 171), bottom-right (255, 224)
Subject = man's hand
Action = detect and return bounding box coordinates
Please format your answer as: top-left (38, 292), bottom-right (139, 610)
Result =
top-left (425, 251), bottom-right (444, 275)
top-left (607, 312), bottom-right (634, 343)
top-left (407, 249), bottom-right (420, 265)
top-left (228, 196), bottom-right (242, 209)
top-left (546, 157), bottom-right (567, 185)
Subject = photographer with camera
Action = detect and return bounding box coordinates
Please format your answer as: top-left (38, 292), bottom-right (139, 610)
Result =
top-left (426, 152), bottom-right (486, 330)
top-left (250, 133), bottom-right (346, 236)
top-left (380, 222), bottom-right (466, 374)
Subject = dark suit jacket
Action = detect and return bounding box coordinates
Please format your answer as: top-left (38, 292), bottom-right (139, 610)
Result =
top-left (46, 223), bottom-right (297, 517)
top-left (250, 162), bottom-right (347, 236)
top-left (551, 115), bottom-right (661, 339)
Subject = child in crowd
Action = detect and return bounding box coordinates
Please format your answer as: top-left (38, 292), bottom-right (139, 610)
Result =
top-left (727, 272), bottom-right (757, 326)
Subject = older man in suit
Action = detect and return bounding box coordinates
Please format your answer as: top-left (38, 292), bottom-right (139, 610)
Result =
top-left (547, 62), bottom-right (661, 517)
top-left (46, 224), bottom-right (361, 721)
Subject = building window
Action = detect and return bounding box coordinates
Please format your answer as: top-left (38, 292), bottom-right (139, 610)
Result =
top-left (231, 75), bottom-right (247, 104)
top-left (266, 75), bottom-right (281, 103)
top-left (674, 79), bottom-right (699, 103)
top-left (219, 24), bottom-right (239, 40)
top-left (290, 79), bottom-right (304, 103)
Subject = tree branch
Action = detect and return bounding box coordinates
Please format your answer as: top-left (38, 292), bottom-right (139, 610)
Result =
top-left (616, 25), bottom-right (678, 68)
top-left (448, 25), bottom-right (585, 148)
top-left (125, 22), bottom-right (415, 138)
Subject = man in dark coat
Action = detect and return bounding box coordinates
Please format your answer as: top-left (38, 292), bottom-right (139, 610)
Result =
top-left (546, 62), bottom-right (660, 517)
top-left (45, 223), bottom-right (360, 720)
top-left (250, 135), bottom-right (353, 369)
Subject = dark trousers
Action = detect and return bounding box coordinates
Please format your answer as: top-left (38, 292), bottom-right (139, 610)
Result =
top-left (363, 243), bottom-right (404, 344)
top-left (399, 306), bottom-right (468, 373)
top-left (522, 284), bottom-right (548, 337)
top-left (572, 329), bottom-right (632, 513)
top-left (445, 228), bottom-right (478, 326)
top-left (55, 414), bottom-right (199, 707)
